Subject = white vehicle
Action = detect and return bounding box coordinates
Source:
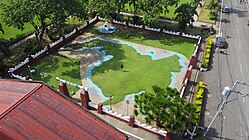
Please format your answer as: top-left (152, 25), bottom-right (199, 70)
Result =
top-left (222, 5), bottom-right (229, 13)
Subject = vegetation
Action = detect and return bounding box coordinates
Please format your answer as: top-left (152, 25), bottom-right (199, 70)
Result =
top-left (0, 23), bottom-right (4, 34)
top-left (1, 0), bottom-right (87, 46)
top-left (91, 27), bottom-right (196, 58)
top-left (20, 54), bottom-right (81, 95)
top-left (135, 0), bottom-right (179, 24)
top-left (124, 0), bottom-right (193, 20)
top-left (80, 40), bottom-right (181, 104)
top-left (198, 0), bottom-right (217, 23)
top-left (201, 38), bottom-right (212, 68)
top-left (174, 3), bottom-right (198, 30)
top-left (191, 81), bottom-right (205, 126)
top-left (134, 86), bottom-right (196, 133)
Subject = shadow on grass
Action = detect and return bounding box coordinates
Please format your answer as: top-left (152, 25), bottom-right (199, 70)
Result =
top-left (61, 68), bottom-right (80, 79)
top-left (80, 40), bottom-right (126, 76)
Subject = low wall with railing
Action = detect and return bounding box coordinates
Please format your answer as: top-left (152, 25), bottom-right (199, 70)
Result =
top-left (180, 37), bottom-right (202, 97)
top-left (99, 17), bottom-right (200, 40)
top-left (7, 17), bottom-right (98, 75)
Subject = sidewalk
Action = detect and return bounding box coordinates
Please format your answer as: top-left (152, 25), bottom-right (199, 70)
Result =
top-left (90, 110), bottom-right (163, 140)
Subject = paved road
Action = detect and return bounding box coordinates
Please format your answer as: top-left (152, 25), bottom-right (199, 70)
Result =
top-left (203, 0), bottom-right (249, 139)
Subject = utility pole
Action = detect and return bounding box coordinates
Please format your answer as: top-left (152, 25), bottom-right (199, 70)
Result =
top-left (204, 80), bottom-right (249, 136)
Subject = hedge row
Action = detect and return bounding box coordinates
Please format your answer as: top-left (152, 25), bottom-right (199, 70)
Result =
top-left (191, 81), bottom-right (205, 125)
top-left (201, 38), bottom-right (213, 68)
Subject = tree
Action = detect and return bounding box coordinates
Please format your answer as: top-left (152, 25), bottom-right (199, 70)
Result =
top-left (0, 23), bottom-right (4, 34)
top-left (174, 3), bottom-right (198, 30)
top-left (88, 0), bottom-right (117, 21)
top-left (134, 86), bottom-right (195, 133)
top-left (138, 0), bottom-right (179, 25)
top-left (1, 0), bottom-right (87, 46)
top-left (192, 0), bottom-right (202, 7)
top-left (116, 0), bottom-right (128, 16)
top-left (128, 0), bottom-right (140, 22)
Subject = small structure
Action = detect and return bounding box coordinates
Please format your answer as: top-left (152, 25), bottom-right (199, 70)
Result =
top-left (98, 22), bottom-right (116, 34)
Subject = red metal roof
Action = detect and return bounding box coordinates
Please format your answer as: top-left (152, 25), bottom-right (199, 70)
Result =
top-left (0, 79), bottom-right (127, 140)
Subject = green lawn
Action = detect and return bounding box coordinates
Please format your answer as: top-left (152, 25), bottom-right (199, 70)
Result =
top-left (124, 0), bottom-right (192, 20)
top-left (91, 27), bottom-right (196, 59)
top-left (20, 55), bottom-right (81, 95)
top-left (81, 40), bottom-right (181, 104)
top-left (0, 0), bottom-right (34, 42)
top-left (0, 0), bottom-right (85, 42)
top-left (198, 0), bottom-right (216, 23)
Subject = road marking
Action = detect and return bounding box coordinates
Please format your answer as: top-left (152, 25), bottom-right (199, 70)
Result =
top-left (240, 63), bottom-right (243, 73)
top-left (116, 127), bottom-right (144, 140)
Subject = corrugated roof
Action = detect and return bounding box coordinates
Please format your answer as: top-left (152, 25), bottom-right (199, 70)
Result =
top-left (0, 80), bottom-right (127, 140)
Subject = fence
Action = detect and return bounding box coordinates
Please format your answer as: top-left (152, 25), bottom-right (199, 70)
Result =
top-left (7, 17), bottom-right (98, 75)
top-left (180, 37), bottom-right (202, 97)
top-left (99, 17), bottom-right (200, 40)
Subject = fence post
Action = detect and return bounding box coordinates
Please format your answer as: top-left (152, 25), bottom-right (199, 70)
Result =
top-left (58, 82), bottom-right (70, 98)
top-left (80, 90), bottom-right (90, 109)
top-left (128, 115), bottom-right (135, 127)
top-left (97, 103), bottom-right (103, 114)
top-left (28, 55), bottom-right (33, 65)
top-left (164, 131), bottom-right (173, 140)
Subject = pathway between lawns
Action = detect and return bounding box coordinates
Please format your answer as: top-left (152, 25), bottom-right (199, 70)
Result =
top-left (59, 34), bottom-right (189, 116)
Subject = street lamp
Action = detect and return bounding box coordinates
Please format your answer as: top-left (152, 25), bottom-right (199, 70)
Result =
top-left (109, 95), bottom-right (113, 111)
top-left (204, 80), bottom-right (249, 136)
top-left (40, 72), bottom-right (44, 80)
top-left (125, 99), bottom-right (130, 116)
top-left (27, 65), bottom-right (34, 79)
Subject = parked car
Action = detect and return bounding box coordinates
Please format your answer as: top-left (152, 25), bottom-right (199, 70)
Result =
top-left (215, 37), bottom-right (226, 48)
top-left (222, 5), bottom-right (229, 13)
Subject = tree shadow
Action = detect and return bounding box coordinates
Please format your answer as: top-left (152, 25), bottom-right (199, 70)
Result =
top-left (229, 7), bottom-right (248, 18)
top-left (61, 68), bottom-right (80, 79)
top-left (34, 56), bottom-right (60, 72)
top-left (84, 40), bottom-right (126, 76)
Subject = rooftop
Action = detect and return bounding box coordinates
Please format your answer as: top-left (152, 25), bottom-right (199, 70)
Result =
top-left (0, 79), bottom-right (127, 140)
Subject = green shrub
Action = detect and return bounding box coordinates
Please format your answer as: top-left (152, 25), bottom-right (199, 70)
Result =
top-left (206, 38), bottom-right (213, 45)
top-left (205, 53), bottom-right (210, 59)
top-left (206, 45), bottom-right (212, 49)
top-left (204, 58), bottom-right (209, 64)
top-left (206, 48), bottom-right (211, 53)
top-left (201, 62), bottom-right (208, 68)
top-left (208, 10), bottom-right (217, 20)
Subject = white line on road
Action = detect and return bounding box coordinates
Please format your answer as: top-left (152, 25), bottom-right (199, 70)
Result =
top-left (116, 127), bottom-right (144, 140)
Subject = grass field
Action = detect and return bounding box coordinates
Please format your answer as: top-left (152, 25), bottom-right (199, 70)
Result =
top-left (91, 26), bottom-right (196, 59)
top-left (124, 0), bottom-right (192, 20)
top-left (20, 55), bottom-right (81, 95)
top-left (198, 0), bottom-right (216, 23)
top-left (0, 0), bottom-right (85, 42)
top-left (81, 40), bottom-right (181, 104)
top-left (0, 0), bottom-right (35, 42)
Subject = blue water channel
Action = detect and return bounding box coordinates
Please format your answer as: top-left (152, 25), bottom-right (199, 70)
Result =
top-left (78, 37), bottom-right (187, 102)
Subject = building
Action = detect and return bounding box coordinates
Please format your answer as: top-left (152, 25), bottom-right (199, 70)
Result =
top-left (0, 79), bottom-right (127, 140)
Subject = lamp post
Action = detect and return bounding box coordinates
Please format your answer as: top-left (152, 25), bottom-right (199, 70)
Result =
top-left (109, 95), bottom-right (113, 111)
top-left (27, 65), bottom-right (33, 79)
top-left (125, 99), bottom-right (130, 116)
top-left (40, 72), bottom-right (44, 80)
top-left (204, 80), bottom-right (249, 136)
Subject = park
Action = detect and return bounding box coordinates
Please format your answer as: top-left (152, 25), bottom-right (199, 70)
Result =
top-left (0, 0), bottom-right (217, 139)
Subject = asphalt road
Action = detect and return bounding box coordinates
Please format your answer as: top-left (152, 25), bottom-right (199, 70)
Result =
top-left (203, 0), bottom-right (249, 139)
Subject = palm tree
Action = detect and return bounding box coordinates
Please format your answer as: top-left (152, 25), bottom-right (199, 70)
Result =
top-left (174, 3), bottom-right (198, 30)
